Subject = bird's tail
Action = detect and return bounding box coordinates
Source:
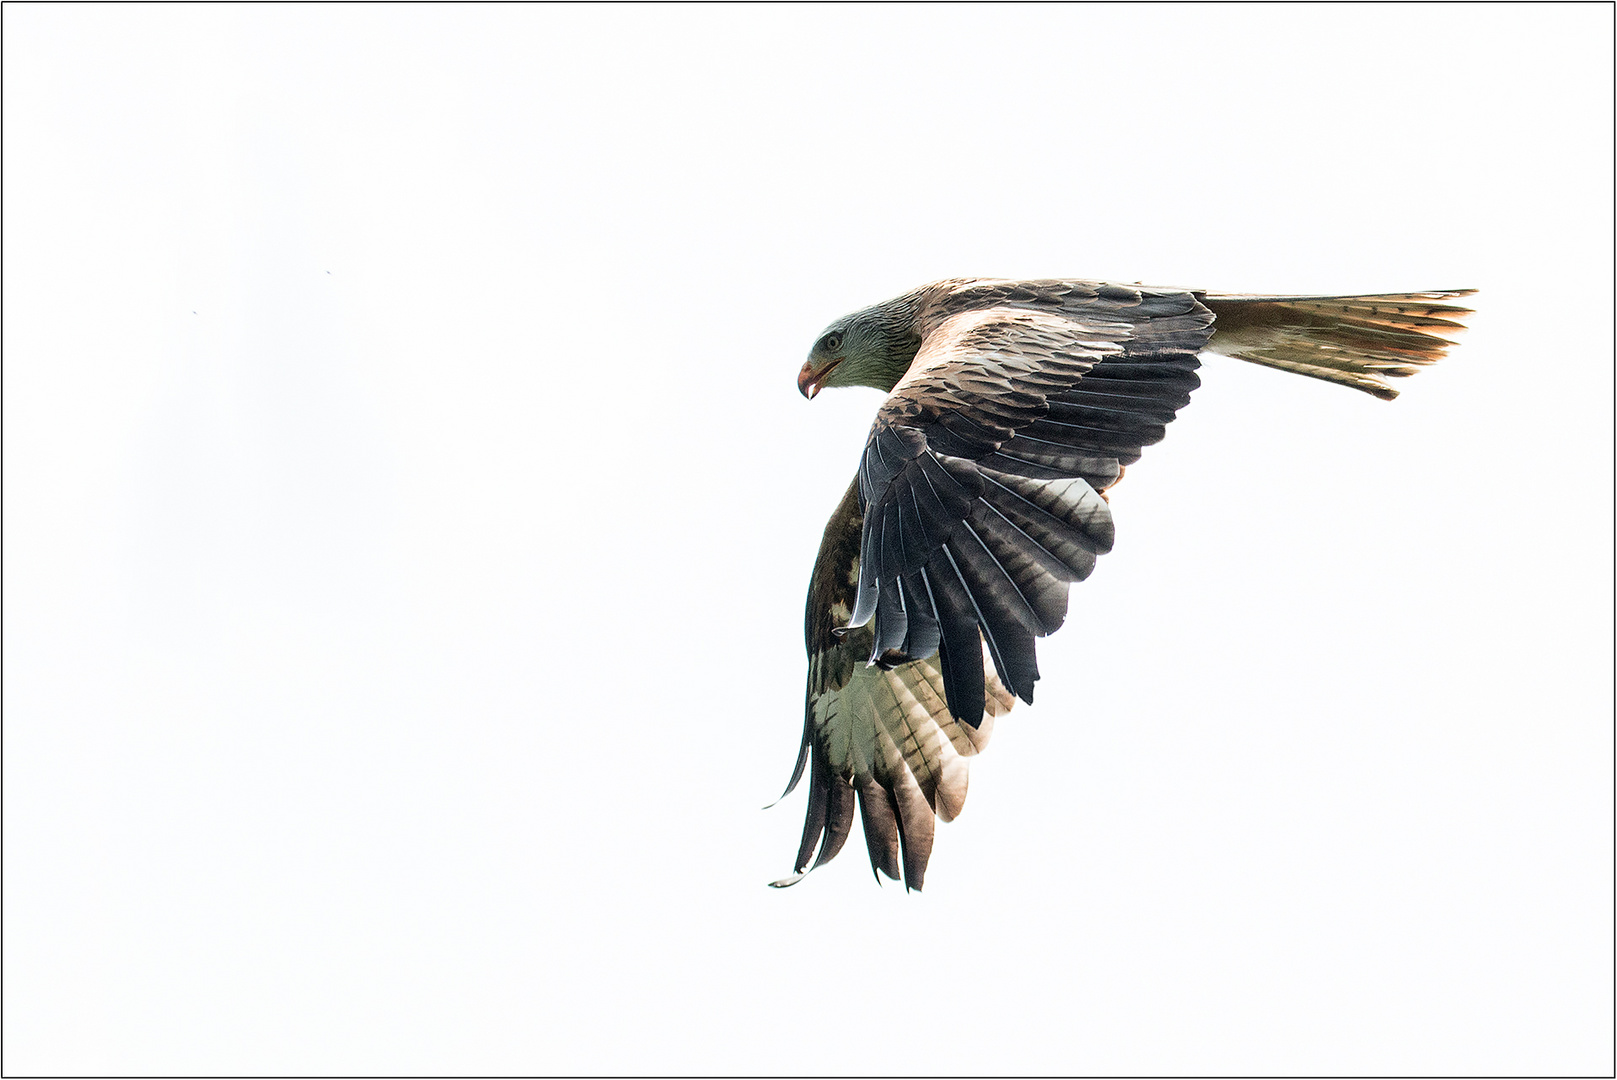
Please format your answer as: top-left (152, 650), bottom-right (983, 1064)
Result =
top-left (1201, 289), bottom-right (1476, 400)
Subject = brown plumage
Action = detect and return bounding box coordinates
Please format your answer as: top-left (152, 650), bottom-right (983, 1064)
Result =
top-left (776, 278), bottom-right (1474, 890)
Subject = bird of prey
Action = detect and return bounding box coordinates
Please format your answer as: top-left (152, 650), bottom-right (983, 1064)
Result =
top-left (773, 278), bottom-right (1474, 891)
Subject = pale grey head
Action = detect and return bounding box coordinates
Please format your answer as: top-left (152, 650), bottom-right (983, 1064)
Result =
top-left (797, 291), bottom-right (928, 399)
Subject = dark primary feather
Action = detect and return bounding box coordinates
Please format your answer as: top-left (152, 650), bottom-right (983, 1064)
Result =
top-left (857, 780), bottom-right (902, 882)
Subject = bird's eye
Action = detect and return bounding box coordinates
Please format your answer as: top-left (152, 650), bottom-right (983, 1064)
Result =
top-left (822, 333), bottom-right (843, 353)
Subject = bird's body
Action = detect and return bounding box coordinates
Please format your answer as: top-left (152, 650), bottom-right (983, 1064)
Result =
top-left (776, 278), bottom-right (1474, 891)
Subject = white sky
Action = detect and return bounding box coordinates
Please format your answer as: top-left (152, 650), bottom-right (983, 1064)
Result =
top-left (5, 5), bottom-right (1613, 1075)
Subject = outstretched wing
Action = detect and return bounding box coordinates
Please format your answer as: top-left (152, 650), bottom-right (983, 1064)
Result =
top-left (848, 281), bottom-right (1216, 729)
top-left (773, 480), bottom-right (1014, 892)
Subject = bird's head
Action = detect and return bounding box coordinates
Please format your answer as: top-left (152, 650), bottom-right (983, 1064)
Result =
top-left (796, 320), bottom-right (857, 399)
top-left (797, 301), bottom-right (925, 399)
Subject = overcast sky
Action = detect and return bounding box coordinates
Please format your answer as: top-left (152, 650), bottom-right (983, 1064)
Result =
top-left (5, 5), bottom-right (1613, 1075)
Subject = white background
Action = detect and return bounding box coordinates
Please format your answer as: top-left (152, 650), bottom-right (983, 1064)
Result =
top-left (5, 6), bottom-right (1612, 1075)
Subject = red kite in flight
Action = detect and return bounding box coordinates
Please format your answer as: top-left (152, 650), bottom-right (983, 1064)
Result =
top-left (775, 278), bottom-right (1474, 891)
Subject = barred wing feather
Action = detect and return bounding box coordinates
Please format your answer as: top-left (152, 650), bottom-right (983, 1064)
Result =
top-left (849, 284), bottom-right (1215, 730)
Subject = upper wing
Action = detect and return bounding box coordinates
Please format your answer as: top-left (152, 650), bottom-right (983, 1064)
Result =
top-left (849, 281), bottom-right (1215, 729)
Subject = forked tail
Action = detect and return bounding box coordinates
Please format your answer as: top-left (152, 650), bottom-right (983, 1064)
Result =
top-left (1202, 289), bottom-right (1476, 400)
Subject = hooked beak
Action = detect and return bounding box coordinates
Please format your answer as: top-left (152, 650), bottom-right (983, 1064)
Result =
top-left (797, 358), bottom-right (842, 399)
